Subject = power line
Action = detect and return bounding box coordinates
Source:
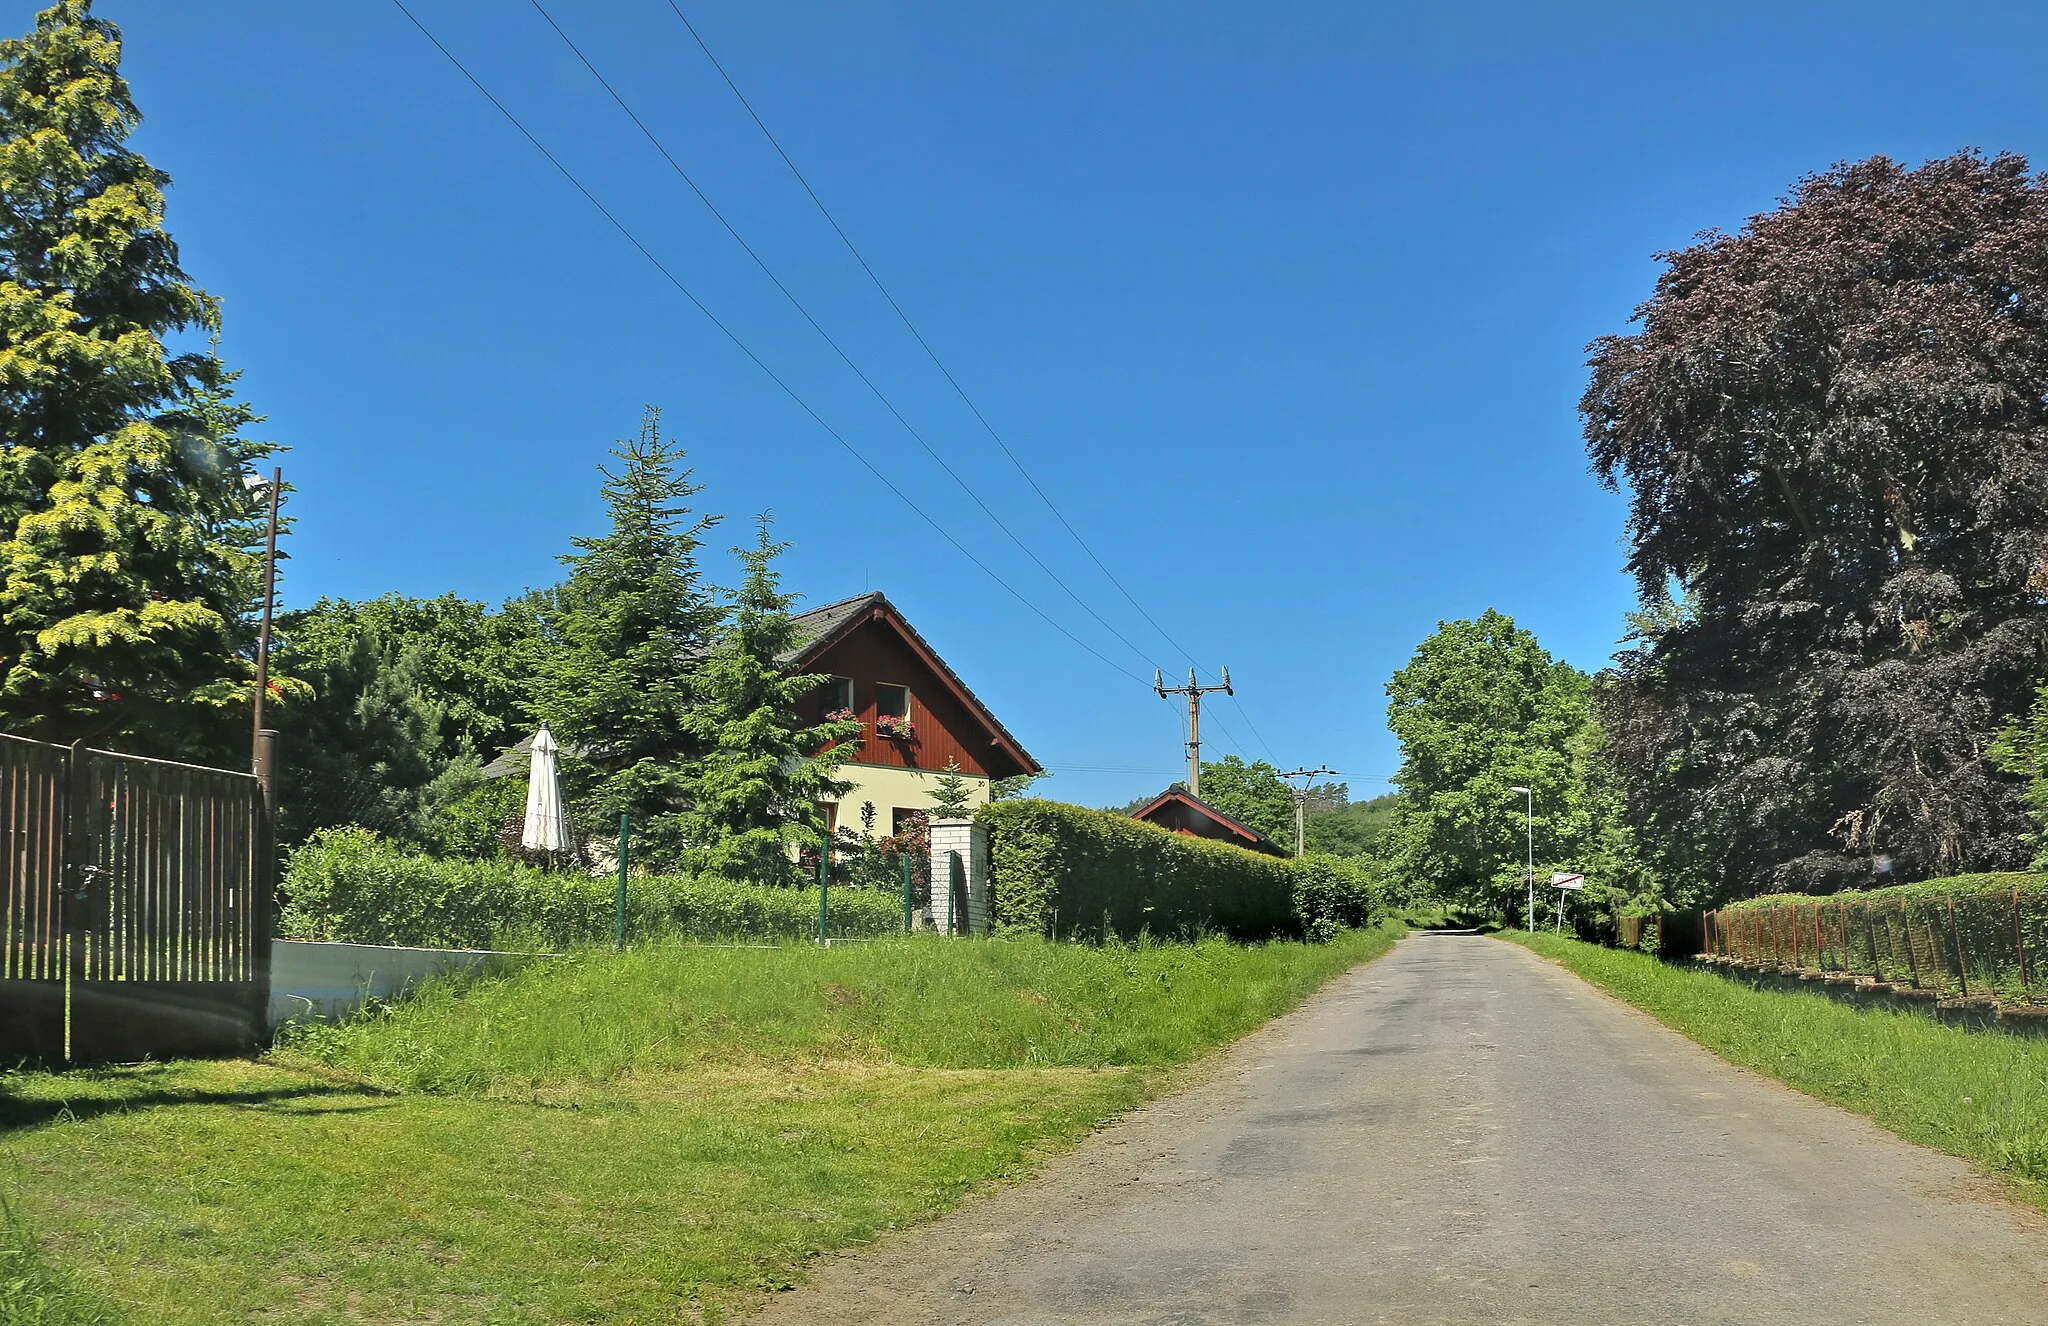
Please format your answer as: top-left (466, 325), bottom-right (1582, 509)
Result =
top-left (662, 3), bottom-right (1258, 693)
top-left (528, 1), bottom-right (1164, 676)
top-left (387, 0), bottom-right (1146, 686)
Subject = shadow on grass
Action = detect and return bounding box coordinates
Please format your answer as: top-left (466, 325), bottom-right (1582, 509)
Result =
top-left (0, 1075), bottom-right (399, 1132)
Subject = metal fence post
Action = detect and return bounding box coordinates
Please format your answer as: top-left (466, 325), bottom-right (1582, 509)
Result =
top-left (1948, 897), bottom-right (1969, 998)
top-left (818, 829), bottom-right (831, 944)
top-left (614, 814), bottom-right (629, 952)
top-left (2015, 888), bottom-right (2031, 994)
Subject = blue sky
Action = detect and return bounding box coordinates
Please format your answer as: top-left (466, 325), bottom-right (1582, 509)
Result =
top-left (46, 0), bottom-right (2048, 807)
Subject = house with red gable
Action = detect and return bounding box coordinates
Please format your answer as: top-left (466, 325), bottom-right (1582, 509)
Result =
top-left (787, 592), bottom-right (1041, 838)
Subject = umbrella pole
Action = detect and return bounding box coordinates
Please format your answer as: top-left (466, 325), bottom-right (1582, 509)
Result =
top-left (615, 814), bottom-right (630, 951)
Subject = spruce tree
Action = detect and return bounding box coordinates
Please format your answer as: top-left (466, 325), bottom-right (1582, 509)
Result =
top-left (537, 407), bottom-right (720, 854)
top-left (0, 2), bottom-right (277, 751)
top-left (684, 515), bottom-right (861, 882)
top-left (928, 758), bottom-right (975, 818)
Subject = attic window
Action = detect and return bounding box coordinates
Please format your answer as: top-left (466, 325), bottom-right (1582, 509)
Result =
top-left (876, 683), bottom-right (911, 720)
top-left (821, 676), bottom-right (853, 713)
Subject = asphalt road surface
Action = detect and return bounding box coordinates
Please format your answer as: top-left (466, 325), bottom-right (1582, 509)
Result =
top-left (746, 933), bottom-right (2048, 1325)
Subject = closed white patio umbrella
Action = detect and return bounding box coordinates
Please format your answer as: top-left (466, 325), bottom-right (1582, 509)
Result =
top-left (521, 726), bottom-right (574, 853)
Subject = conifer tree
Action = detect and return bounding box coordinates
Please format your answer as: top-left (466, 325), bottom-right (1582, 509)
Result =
top-left (928, 758), bottom-right (975, 818)
top-left (0, 2), bottom-right (279, 751)
top-left (684, 515), bottom-right (861, 882)
top-left (537, 407), bottom-right (721, 854)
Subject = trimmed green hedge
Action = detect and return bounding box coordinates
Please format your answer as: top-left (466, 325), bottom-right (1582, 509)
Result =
top-left (280, 828), bottom-right (902, 949)
top-left (977, 799), bottom-right (1377, 940)
top-left (1710, 872), bottom-right (2048, 1006)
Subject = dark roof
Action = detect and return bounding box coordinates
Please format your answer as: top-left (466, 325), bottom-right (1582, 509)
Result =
top-left (783, 592), bottom-right (1040, 775)
top-left (483, 591), bottom-right (1040, 778)
top-left (1129, 785), bottom-right (1287, 856)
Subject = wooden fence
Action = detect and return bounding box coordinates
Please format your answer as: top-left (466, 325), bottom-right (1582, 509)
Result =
top-left (0, 733), bottom-right (273, 1064)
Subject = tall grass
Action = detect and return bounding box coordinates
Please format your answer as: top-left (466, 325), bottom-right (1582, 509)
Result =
top-left (0, 1200), bottom-right (109, 1326)
top-left (1508, 932), bottom-right (2048, 1200)
top-left (279, 927), bottom-right (1402, 1095)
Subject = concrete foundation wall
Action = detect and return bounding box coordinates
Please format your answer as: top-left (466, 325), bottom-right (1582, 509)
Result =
top-left (269, 939), bottom-right (539, 1030)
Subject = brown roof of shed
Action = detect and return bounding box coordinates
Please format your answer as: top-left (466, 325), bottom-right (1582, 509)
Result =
top-left (1129, 785), bottom-right (1287, 856)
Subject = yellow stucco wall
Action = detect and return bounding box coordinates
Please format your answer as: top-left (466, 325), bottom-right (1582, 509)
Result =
top-left (827, 761), bottom-right (989, 838)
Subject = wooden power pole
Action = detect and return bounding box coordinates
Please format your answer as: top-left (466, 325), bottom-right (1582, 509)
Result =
top-left (1155, 667), bottom-right (1232, 798)
top-left (1280, 766), bottom-right (1339, 857)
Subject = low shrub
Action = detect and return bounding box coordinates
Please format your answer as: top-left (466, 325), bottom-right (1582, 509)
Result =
top-left (279, 827), bottom-right (901, 949)
top-left (1710, 871), bottom-right (2048, 1005)
top-left (977, 800), bottom-right (1376, 941)
top-left (1288, 852), bottom-right (1380, 941)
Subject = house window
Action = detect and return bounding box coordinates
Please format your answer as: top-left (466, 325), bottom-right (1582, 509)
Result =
top-left (876, 683), bottom-right (911, 720)
top-left (892, 807), bottom-right (925, 838)
top-left (821, 676), bottom-right (853, 715)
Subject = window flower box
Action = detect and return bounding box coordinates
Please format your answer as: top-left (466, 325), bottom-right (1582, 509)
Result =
top-left (825, 708), bottom-right (858, 724)
top-left (876, 713), bottom-right (915, 740)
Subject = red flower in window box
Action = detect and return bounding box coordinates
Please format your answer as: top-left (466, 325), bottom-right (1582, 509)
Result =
top-left (875, 713), bottom-right (915, 740)
top-left (825, 707), bottom-right (858, 724)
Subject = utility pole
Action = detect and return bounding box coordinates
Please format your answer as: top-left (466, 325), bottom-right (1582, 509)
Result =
top-left (248, 467), bottom-right (282, 815)
top-left (1155, 667), bottom-right (1231, 798)
top-left (1280, 767), bottom-right (1339, 857)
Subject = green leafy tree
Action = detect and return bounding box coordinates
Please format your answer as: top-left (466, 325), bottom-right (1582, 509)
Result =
top-left (683, 515), bottom-right (861, 881)
top-left (1993, 684), bottom-right (2048, 870)
top-left (1584, 151), bottom-right (2048, 897)
top-left (1381, 611), bottom-right (1598, 919)
top-left (269, 593), bottom-right (545, 849)
top-left (273, 625), bottom-right (461, 844)
top-left (1304, 790), bottom-right (1400, 859)
top-left (0, 2), bottom-right (279, 753)
top-left (277, 592), bottom-right (544, 761)
top-left (1198, 755), bottom-right (1295, 846)
top-left (990, 771), bottom-right (1049, 802)
top-left (536, 407), bottom-right (721, 848)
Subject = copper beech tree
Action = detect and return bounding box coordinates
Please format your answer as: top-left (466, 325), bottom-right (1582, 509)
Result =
top-left (1584, 151), bottom-right (2048, 899)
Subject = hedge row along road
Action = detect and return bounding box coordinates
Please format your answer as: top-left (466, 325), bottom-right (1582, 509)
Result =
top-left (748, 934), bottom-right (2048, 1324)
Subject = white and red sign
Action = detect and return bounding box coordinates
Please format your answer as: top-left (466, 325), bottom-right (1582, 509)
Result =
top-left (1550, 873), bottom-right (1586, 890)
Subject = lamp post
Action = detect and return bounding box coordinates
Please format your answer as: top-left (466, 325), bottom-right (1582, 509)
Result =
top-left (1509, 785), bottom-right (1533, 932)
top-left (245, 467), bottom-right (282, 813)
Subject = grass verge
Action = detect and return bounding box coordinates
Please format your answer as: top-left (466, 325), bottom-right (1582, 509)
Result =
top-left (0, 925), bottom-right (1399, 1324)
top-left (1504, 931), bottom-right (2048, 1206)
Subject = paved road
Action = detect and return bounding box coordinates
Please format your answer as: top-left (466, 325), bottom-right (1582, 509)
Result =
top-left (748, 933), bottom-right (2048, 1325)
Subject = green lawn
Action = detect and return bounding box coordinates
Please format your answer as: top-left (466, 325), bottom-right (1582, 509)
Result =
top-left (0, 927), bottom-right (1399, 1325)
top-left (1504, 931), bottom-right (2048, 1207)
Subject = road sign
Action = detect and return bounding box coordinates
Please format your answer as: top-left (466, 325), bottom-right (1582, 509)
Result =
top-left (1550, 873), bottom-right (1585, 890)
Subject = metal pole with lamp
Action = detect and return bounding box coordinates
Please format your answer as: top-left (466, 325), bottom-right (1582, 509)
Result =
top-left (1509, 786), bottom-right (1533, 932)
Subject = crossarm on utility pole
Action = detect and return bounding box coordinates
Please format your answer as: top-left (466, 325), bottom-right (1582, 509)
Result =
top-left (1155, 667), bottom-right (1233, 799)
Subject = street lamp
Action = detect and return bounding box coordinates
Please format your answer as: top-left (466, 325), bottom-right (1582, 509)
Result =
top-left (1509, 786), bottom-right (1533, 932)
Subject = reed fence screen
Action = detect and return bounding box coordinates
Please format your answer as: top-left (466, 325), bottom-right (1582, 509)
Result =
top-left (1705, 880), bottom-right (2048, 1008)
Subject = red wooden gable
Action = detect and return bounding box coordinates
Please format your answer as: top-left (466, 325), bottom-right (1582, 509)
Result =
top-left (791, 594), bottom-right (1039, 780)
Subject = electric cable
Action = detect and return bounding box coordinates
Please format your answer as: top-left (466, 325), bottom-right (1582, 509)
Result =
top-left (388, 0), bottom-right (1147, 686)
top-left (529, 0), bottom-right (1164, 676)
top-left (664, 3), bottom-right (1261, 693)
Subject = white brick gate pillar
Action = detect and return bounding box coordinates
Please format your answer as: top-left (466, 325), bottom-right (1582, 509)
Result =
top-left (927, 818), bottom-right (990, 935)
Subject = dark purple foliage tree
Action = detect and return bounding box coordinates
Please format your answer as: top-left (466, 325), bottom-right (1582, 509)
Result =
top-left (1582, 151), bottom-right (2048, 899)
